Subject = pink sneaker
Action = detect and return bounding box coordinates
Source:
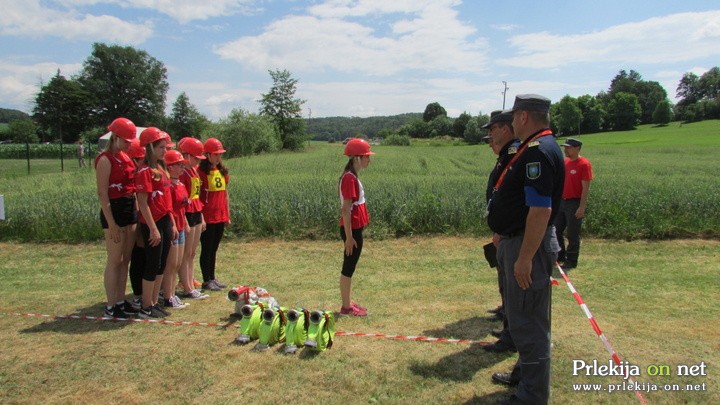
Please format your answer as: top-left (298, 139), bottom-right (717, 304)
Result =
top-left (351, 302), bottom-right (367, 311)
top-left (340, 305), bottom-right (367, 316)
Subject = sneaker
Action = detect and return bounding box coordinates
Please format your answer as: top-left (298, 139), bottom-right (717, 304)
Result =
top-left (193, 279), bottom-right (202, 288)
top-left (131, 296), bottom-right (142, 310)
top-left (213, 279), bottom-right (227, 289)
top-left (103, 306), bottom-right (116, 318)
top-left (120, 301), bottom-right (139, 315)
top-left (165, 295), bottom-right (188, 309)
top-left (340, 305), bottom-right (367, 317)
top-left (185, 289), bottom-right (209, 300)
top-left (137, 307), bottom-right (153, 319)
top-left (148, 306), bottom-right (166, 318)
top-left (202, 280), bottom-right (222, 291)
top-left (351, 302), bottom-right (367, 311)
top-left (154, 304), bottom-right (170, 317)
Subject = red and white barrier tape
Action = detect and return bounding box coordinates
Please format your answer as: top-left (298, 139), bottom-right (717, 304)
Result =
top-left (555, 263), bottom-right (647, 405)
top-left (5, 312), bottom-right (492, 345)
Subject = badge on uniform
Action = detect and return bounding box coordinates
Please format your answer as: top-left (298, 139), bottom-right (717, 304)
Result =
top-left (526, 162), bottom-right (541, 179)
top-left (508, 146), bottom-right (518, 154)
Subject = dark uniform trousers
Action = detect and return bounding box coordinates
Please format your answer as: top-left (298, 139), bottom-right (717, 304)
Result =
top-left (554, 198), bottom-right (582, 266)
top-left (498, 227), bottom-right (558, 405)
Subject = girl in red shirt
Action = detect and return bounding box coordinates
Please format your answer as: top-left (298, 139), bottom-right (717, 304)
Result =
top-left (135, 127), bottom-right (177, 319)
top-left (95, 117), bottom-right (139, 318)
top-left (161, 149), bottom-right (191, 309)
top-left (339, 138), bottom-right (374, 316)
top-left (177, 138), bottom-right (209, 300)
top-left (198, 138), bottom-right (230, 291)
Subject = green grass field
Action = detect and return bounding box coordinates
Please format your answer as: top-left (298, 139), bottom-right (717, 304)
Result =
top-left (0, 238), bottom-right (716, 404)
top-left (1, 120), bottom-right (719, 242)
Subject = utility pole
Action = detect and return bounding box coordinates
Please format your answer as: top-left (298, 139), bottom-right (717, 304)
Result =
top-left (501, 81), bottom-right (509, 109)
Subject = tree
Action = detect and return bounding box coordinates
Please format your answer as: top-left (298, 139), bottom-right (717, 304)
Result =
top-left (697, 67), bottom-right (720, 100)
top-left (33, 70), bottom-right (94, 143)
top-left (607, 92), bottom-right (641, 131)
top-left (463, 113), bottom-right (490, 145)
top-left (453, 112), bottom-right (471, 138)
top-left (577, 95), bottom-right (604, 134)
top-left (9, 119), bottom-right (38, 143)
top-left (422, 102), bottom-right (447, 122)
top-left (168, 92), bottom-right (208, 139)
top-left (652, 100), bottom-right (672, 125)
top-left (428, 116), bottom-right (452, 137)
top-left (634, 81), bottom-right (667, 124)
top-left (397, 119), bottom-right (430, 138)
top-left (555, 95), bottom-right (583, 135)
top-left (77, 42), bottom-right (169, 127)
top-left (259, 69), bottom-right (307, 150)
top-left (206, 108), bottom-right (281, 157)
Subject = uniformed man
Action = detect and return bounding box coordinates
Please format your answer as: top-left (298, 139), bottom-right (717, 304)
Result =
top-left (482, 109), bottom-right (518, 354)
top-left (487, 94), bottom-right (564, 405)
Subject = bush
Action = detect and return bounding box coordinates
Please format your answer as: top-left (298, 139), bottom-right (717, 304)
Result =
top-left (382, 134), bottom-right (411, 146)
top-left (205, 109), bottom-right (281, 157)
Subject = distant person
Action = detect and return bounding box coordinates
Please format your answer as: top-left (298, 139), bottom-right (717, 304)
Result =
top-left (135, 127), bottom-right (177, 319)
top-left (554, 138), bottom-right (593, 270)
top-left (487, 94), bottom-right (564, 405)
top-left (77, 138), bottom-right (87, 168)
top-left (198, 138), bottom-right (230, 291)
top-left (482, 110), bottom-right (518, 354)
top-left (339, 138), bottom-right (374, 316)
top-left (95, 117), bottom-right (139, 318)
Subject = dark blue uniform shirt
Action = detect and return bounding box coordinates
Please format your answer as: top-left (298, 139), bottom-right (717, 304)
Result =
top-left (487, 129), bottom-right (564, 236)
top-left (486, 139), bottom-right (520, 203)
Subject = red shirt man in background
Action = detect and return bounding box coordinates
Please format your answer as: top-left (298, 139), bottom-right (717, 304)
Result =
top-left (554, 138), bottom-right (593, 269)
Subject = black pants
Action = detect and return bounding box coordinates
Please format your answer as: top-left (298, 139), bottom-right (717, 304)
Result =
top-left (555, 198), bottom-right (583, 266)
top-left (140, 215), bottom-right (173, 282)
top-left (340, 227), bottom-right (363, 278)
top-left (200, 222), bottom-right (225, 283)
top-left (129, 245), bottom-right (145, 296)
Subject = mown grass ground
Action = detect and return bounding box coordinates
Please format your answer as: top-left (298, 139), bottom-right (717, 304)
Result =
top-left (0, 237), bottom-right (717, 404)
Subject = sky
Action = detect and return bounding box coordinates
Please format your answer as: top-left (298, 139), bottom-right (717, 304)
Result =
top-left (1, 0), bottom-right (719, 120)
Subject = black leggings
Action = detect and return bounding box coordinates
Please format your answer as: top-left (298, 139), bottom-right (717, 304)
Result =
top-left (200, 222), bottom-right (225, 282)
top-left (340, 227), bottom-right (364, 278)
top-left (129, 244), bottom-right (145, 296)
top-left (140, 214), bottom-right (173, 282)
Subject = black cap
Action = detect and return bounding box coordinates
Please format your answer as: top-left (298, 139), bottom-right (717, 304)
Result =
top-left (511, 94), bottom-right (551, 113)
top-left (562, 138), bottom-right (582, 147)
top-left (482, 109), bottom-right (514, 129)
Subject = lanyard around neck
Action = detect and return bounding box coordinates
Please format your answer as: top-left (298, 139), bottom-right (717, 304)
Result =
top-left (493, 129), bottom-right (553, 191)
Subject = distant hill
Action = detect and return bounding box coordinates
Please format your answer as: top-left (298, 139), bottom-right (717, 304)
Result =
top-left (0, 108), bottom-right (30, 123)
top-left (306, 113), bottom-right (422, 141)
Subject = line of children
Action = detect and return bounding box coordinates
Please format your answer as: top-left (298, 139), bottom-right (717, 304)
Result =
top-left (98, 122), bottom-right (376, 319)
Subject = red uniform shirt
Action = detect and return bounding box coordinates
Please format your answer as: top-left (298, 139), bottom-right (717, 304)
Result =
top-left (135, 164), bottom-right (173, 224)
top-left (339, 171), bottom-right (369, 229)
top-left (562, 156), bottom-right (593, 199)
top-left (180, 167), bottom-right (204, 213)
top-left (95, 151), bottom-right (135, 199)
top-left (199, 167), bottom-right (230, 224)
top-left (170, 180), bottom-right (189, 231)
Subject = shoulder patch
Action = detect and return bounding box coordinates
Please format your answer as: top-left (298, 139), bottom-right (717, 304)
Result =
top-left (526, 162), bottom-right (541, 179)
top-left (508, 146), bottom-right (518, 154)
top-left (529, 141), bottom-right (540, 147)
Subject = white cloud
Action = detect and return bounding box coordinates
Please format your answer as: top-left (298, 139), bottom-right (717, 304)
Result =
top-left (0, 61), bottom-right (83, 113)
top-left (214, 1), bottom-right (489, 76)
top-left (498, 11), bottom-right (720, 68)
top-left (118, 0), bottom-right (262, 24)
top-left (0, 0), bottom-right (152, 43)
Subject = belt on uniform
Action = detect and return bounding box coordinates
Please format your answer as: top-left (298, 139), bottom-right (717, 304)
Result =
top-left (501, 230), bottom-right (524, 239)
top-left (562, 197), bottom-right (581, 201)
